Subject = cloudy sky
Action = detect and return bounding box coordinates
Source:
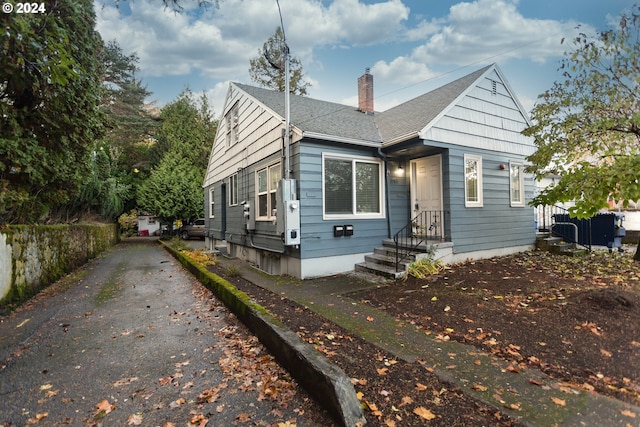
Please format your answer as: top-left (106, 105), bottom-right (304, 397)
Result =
top-left (95, 0), bottom-right (635, 116)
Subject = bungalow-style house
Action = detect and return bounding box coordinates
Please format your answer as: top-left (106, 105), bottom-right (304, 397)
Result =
top-left (203, 63), bottom-right (536, 278)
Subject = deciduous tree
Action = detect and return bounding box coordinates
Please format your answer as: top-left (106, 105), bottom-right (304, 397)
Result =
top-left (524, 5), bottom-right (640, 260)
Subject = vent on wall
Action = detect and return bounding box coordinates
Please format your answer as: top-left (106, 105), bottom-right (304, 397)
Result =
top-left (491, 80), bottom-right (497, 95)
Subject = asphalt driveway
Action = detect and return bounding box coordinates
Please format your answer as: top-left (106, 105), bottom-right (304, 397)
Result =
top-left (0, 238), bottom-right (333, 426)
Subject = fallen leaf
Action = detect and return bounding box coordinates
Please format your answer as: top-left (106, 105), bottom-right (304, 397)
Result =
top-left (504, 402), bottom-right (521, 411)
top-left (366, 316), bottom-right (374, 322)
top-left (39, 384), bottom-right (53, 391)
top-left (415, 383), bottom-right (428, 391)
top-left (114, 377), bottom-right (139, 387)
top-left (169, 397), bottom-right (186, 408)
top-left (472, 383), bottom-right (488, 392)
top-left (621, 409), bottom-right (636, 418)
top-left (399, 396), bottom-right (413, 406)
top-left (376, 367), bottom-right (388, 376)
top-left (127, 413), bottom-right (143, 425)
top-left (16, 319), bottom-right (30, 328)
top-left (96, 399), bottom-right (115, 415)
top-left (413, 406), bottom-right (436, 420)
top-left (600, 348), bottom-right (612, 357)
top-left (551, 397), bottom-right (566, 406)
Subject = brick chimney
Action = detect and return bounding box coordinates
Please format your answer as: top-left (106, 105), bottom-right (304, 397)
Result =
top-left (358, 68), bottom-right (374, 114)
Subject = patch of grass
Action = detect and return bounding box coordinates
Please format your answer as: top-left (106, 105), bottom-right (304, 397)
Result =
top-left (224, 264), bottom-right (242, 277)
top-left (406, 257), bottom-right (446, 279)
top-left (166, 237), bottom-right (189, 251)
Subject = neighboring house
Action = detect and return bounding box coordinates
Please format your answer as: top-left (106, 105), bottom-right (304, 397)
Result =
top-left (203, 63), bottom-right (537, 279)
top-left (137, 214), bottom-right (160, 236)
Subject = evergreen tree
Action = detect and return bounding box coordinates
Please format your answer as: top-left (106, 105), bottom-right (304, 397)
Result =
top-left (249, 27), bottom-right (310, 95)
top-left (138, 90), bottom-right (217, 228)
top-left (0, 0), bottom-right (106, 223)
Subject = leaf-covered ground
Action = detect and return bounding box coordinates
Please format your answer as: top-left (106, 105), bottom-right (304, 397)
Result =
top-left (214, 249), bottom-right (639, 426)
top-left (359, 250), bottom-right (640, 407)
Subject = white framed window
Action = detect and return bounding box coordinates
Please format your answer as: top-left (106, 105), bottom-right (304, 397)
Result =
top-left (256, 163), bottom-right (281, 220)
top-left (225, 103), bottom-right (239, 146)
top-left (209, 188), bottom-right (215, 218)
top-left (509, 162), bottom-right (525, 207)
top-left (322, 153), bottom-right (384, 219)
top-left (464, 154), bottom-right (483, 207)
top-left (229, 173), bottom-right (238, 206)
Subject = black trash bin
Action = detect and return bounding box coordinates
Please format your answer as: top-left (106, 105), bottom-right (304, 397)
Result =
top-left (591, 212), bottom-right (625, 251)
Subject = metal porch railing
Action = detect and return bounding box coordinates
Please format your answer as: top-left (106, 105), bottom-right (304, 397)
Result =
top-left (536, 205), bottom-right (592, 251)
top-left (394, 210), bottom-right (448, 272)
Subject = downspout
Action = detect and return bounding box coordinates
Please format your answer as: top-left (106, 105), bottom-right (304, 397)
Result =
top-left (378, 147), bottom-right (391, 239)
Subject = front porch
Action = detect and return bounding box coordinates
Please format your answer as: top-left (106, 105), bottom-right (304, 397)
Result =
top-left (355, 209), bottom-right (452, 279)
top-left (355, 238), bottom-right (453, 279)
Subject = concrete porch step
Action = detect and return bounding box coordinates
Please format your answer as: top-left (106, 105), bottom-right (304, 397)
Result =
top-left (355, 261), bottom-right (405, 280)
top-left (364, 252), bottom-right (411, 271)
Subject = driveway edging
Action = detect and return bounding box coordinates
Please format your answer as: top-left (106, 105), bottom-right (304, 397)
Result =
top-left (161, 242), bottom-right (366, 427)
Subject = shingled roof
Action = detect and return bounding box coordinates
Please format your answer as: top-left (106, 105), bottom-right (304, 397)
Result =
top-left (373, 64), bottom-right (493, 142)
top-left (234, 64), bottom-right (494, 146)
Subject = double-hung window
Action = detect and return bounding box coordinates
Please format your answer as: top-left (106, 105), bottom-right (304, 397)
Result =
top-left (464, 154), bottom-right (483, 207)
top-left (509, 162), bottom-right (525, 207)
top-left (256, 163), bottom-right (280, 219)
top-left (209, 188), bottom-right (215, 218)
top-left (229, 173), bottom-right (238, 206)
top-left (225, 103), bottom-right (239, 146)
top-left (323, 154), bottom-right (383, 219)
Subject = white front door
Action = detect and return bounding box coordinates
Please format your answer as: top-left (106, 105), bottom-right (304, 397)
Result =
top-left (411, 155), bottom-right (443, 237)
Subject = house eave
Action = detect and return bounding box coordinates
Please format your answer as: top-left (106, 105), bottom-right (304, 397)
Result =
top-left (381, 132), bottom-right (420, 148)
top-left (303, 131), bottom-right (381, 148)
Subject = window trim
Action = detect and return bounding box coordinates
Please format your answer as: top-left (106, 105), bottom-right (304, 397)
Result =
top-left (509, 161), bottom-right (525, 207)
top-left (255, 162), bottom-right (281, 220)
top-left (209, 188), bottom-right (215, 218)
top-left (225, 102), bottom-right (239, 146)
top-left (464, 154), bottom-right (483, 208)
top-left (322, 153), bottom-right (385, 220)
top-left (229, 173), bottom-right (238, 206)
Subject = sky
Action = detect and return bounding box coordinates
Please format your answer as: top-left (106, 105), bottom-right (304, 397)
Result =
top-left (94, 0), bottom-right (636, 117)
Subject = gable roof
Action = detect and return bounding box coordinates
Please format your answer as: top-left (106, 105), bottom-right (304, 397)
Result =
top-left (233, 63), bottom-right (528, 147)
top-left (235, 83), bottom-right (382, 144)
top-left (373, 64), bottom-right (493, 143)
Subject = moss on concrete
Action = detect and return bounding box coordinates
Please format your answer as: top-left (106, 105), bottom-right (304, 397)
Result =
top-left (0, 224), bottom-right (118, 309)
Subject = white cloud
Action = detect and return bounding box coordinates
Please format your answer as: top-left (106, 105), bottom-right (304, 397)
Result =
top-left (370, 56), bottom-right (435, 85)
top-left (96, 0), bottom-right (410, 83)
top-left (404, 18), bottom-right (442, 41)
top-left (412, 0), bottom-right (593, 65)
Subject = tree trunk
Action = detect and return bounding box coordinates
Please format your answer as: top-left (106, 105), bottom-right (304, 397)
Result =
top-left (634, 236), bottom-right (640, 261)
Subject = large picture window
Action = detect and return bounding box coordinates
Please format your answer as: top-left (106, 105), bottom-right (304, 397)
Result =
top-left (464, 154), bottom-right (483, 207)
top-left (510, 162), bottom-right (525, 207)
top-left (323, 154), bottom-right (383, 218)
top-left (229, 173), bottom-right (238, 206)
top-left (256, 163), bottom-right (280, 219)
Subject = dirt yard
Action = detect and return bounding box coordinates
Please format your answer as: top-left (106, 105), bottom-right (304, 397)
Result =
top-left (214, 249), bottom-right (639, 426)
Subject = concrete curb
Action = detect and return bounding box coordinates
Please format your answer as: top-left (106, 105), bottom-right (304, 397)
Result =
top-left (161, 242), bottom-right (366, 427)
